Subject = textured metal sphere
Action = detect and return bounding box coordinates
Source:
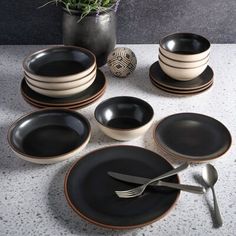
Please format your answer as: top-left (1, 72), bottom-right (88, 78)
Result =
top-left (107, 47), bottom-right (137, 78)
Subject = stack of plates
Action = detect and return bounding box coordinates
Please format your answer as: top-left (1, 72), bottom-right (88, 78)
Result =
top-left (21, 46), bottom-right (106, 109)
top-left (158, 33), bottom-right (211, 81)
top-left (153, 113), bottom-right (232, 162)
top-left (21, 70), bottom-right (106, 109)
top-left (149, 61), bottom-right (214, 95)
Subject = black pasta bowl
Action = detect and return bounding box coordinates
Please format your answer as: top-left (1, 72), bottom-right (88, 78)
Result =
top-left (23, 46), bottom-right (96, 83)
top-left (8, 109), bottom-right (91, 164)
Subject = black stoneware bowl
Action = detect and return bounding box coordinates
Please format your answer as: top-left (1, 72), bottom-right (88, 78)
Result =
top-left (159, 33), bottom-right (210, 62)
top-left (23, 46), bottom-right (96, 82)
top-left (94, 96), bottom-right (154, 141)
top-left (8, 109), bottom-right (91, 164)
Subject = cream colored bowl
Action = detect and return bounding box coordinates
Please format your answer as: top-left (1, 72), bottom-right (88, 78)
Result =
top-left (25, 67), bottom-right (96, 90)
top-left (94, 96), bottom-right (154, 141)
top-left (26, 75), bottom-right (95, 98)
top-left (96, 120), bottom-right (154, 141)
top-left (159, 57), bottom-right (208, 81)
top-left (159, 50), bottom-right (209, 68)
top-left (160, 47), bottom-right (210, 62)
top-left (159, 33), bottom-right (211, 62)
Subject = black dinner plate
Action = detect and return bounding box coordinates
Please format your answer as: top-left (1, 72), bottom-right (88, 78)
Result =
top-left (65, 145), bottom-right (180, 229)
top-left (21, 69), bottom-right (106, 106)
top-left (154, 113), bottom-right (232, 162)
top-left (8, 109), bottom-right (91, 163)
top-left (149, 61), bottom-right (213, 90)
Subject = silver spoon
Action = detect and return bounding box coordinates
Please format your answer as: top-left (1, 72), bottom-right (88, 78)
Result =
top-left (202, 164), bottom-right (223, 227)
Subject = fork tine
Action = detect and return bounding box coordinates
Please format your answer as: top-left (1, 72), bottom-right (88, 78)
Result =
top-left (116, 190), bottom-right (136, 196)
top-left (115, 191), bottom-right (139, 198)
top-left (116, 185), bottom-right (147, 198)
top-left (121, 190), bottom-right (138, 195)
top-left (115, 187), bottom-right (144, 198)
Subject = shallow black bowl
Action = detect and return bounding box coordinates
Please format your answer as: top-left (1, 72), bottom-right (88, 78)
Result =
top-left (94, 96), bottom-right (154, 141)
top-left (8, 109), bottom-right (91, 164)
top-left (159, 33), bottom-right (210, 61)
top-left (23, 46), bottom-right (96, 82)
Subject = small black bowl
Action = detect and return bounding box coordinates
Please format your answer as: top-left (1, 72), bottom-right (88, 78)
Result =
top-left (159, 33), bottom-right (210, 61)
top-left (8, 109), bottom-right (91, 164)
top-left (94, 96), bottom-right (154, 141)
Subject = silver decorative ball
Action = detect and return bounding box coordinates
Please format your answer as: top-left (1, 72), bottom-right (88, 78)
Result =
top-left (107, 47), bottom-right (137, 78)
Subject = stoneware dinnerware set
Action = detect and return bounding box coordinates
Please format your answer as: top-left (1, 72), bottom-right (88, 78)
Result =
top-left (21, 46), bottom-right (106, 109)
top-left (150, 33), bottom-right (214, 95)
top-left (7, 33), bottom-right (232, 229)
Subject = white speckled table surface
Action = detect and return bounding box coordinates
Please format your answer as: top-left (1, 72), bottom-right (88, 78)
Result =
top-left (0, 45), bottom-right (235, 236)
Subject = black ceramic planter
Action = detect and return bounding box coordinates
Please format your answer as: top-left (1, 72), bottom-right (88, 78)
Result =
top-left (62, 8), bottom-right (116, 67)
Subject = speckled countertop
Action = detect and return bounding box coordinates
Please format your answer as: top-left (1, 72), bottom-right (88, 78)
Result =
top-left (0, 45), bottom-right (235, 236)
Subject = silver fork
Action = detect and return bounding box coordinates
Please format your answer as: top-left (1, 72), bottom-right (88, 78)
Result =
top-left (115, 162), bottom-right (189, 198)
top-left (116, 180), bottom-right (205, 198)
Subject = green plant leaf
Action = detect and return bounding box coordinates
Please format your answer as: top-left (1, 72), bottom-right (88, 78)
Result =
top-left (40, 0), bottom-right (120, 21)
top-left (102, 0), bottom-right (110, 7)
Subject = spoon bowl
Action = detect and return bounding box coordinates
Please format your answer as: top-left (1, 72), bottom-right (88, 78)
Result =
top-left (202, 164), bottom-right (218, 187)
top-left (202, 163), bottom-right (222, 227)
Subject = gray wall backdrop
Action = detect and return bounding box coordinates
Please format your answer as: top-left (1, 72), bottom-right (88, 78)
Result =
top-left (0, 0), bottom-right (236, 44)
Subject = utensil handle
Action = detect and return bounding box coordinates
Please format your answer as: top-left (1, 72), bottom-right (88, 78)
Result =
top-left (148, 162), bottom-right (189, 186)
top-left (212, 187), bottom-right (223, 227)
top-left (157, 181), bottom-right (205, 194)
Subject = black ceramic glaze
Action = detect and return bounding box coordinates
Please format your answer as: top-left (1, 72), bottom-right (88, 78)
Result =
top-left (22, 89), bottom-right (105, 109)
top-left (150, 79), bottom-right (213, 95)
top-left (155, 113), bottom-right (231, 160)
top-left (65, 145), bottom-right (179, 229)
top-left (21, 70), bottom-right (106, 106)
top-left (62, 8), bottom-right (116, 67)
top-left (160, 33), bottom-right (210, 54)
top-left (149, 61), bottom-right (213, 90)
top-left (23, 46), bottom-right (95, 77)
top-left (94, 97), bottom-right (154, 129)
top-left (8, 109), bottom-right (90, 158)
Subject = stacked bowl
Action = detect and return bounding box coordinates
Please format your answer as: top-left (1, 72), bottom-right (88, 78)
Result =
top-left (150, 33), bottom-right (213, 95)
top-left (159, 33), bottom-right (210, 81)
top-left (21, 46), bottom-right (107, 109)
top-left (23, 46), bottom-right (97, 98)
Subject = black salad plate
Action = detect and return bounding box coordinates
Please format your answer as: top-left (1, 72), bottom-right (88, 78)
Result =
top-left (8, 109), bottom-right (91, 163)
top-left (154, 113), bottom-right (232, 162)
top-left (21, 70), bottom-right (106, 106)
top-left (23, 46), bottom-right (95, 77)
top-left (149, 61), bottom-right (213, 90)
top-left (65, 145), bottom-right (180, 229)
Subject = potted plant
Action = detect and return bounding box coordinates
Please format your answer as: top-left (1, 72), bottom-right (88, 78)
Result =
top-left (41, 0), bottom-right (121, 67)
